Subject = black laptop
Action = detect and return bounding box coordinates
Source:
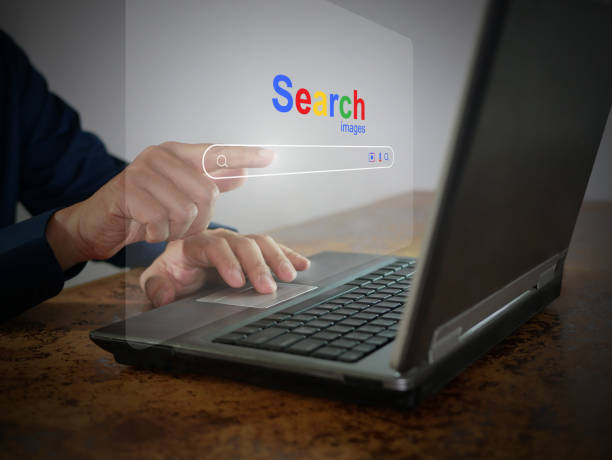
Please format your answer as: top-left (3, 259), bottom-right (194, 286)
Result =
top-left (91, 0), bottom-right (612, 406)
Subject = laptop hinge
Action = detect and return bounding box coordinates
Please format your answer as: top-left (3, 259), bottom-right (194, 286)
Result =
top-left (427, 252), bottom-right (563, 365)
top-left (429, 327), bottom-right (463, 364)
top-left (537, 263), bottom-right (556, 290)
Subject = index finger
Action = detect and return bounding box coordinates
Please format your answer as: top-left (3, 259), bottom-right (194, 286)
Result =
top-left (202, 145), bottom-right (275, 175)
top-left (157, 142), bottom-right (275, 176)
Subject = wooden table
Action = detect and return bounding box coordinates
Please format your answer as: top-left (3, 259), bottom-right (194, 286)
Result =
top-left (1, 191), bottom-right (611, 459)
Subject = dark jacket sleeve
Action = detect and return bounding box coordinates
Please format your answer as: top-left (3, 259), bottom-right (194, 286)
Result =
top-left (0, 31), bottom-right (130, 316)
top-left (1, 32), bottom-right (235, 318)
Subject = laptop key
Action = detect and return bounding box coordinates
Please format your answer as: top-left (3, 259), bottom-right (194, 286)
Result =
top-left (377, 301), bottom-right (402, 309)
top-left (343, 303), bottom-right (367, 311)
top-left (319, 313), bottom-right (346, 322)
top-left (359, 325), bottom-right (385, 334)
top-left (388, 296), bottom-right (406, 303)
top-left (366, 336), bottom-right (390, 346)
top-left (377, 330), bottom-right (397, 339)
top-left (366, 307), bottom-right (391, 314)
top-left (344, 331), bottom-right (372, 342)
top-left (287, 338), bottom-right (326, 354)
top-left (312, 346), bottom-right (345, 359)
top-left (393, 283), bottom-right (410, 290)
top-left (343, 293), bottom-right (364, 300)
top-left (335, 308), bottom-right (357, 316)
top-left (371, 319), bottom-right (395, 327)
top-left (239, 327), bottom-right (287, 346)
top-left (370, 293), bottom-right (391, 300)
top-left (292, 326), bottom-right (319, 335)
top-left (339, 318), bottom-right (367, 328)
top-left (283, 284), bottom-right (358, 314)
top-left (312, 331), bottom-right (341, 341)
top-left (327, 325), bottom-right (354, 334)
top-left (263, 333), bottom-right (304, 350)
top-left (355, 298), bottom-right (379, 306)
top-left (214, 333), bottom-right (245, 344)
top-left (277, 320), bottom-right (303, 329)
top-left (308, 319), bottom-right (334, 329)
top-left (353, 312), bottom-right (377, 321)
top-left (330, 338), bottom-right (359, 349)
top-left (382, 312), bottom-right (402, 320)
top-left (363, 283), bottom-right (386, 290)
top-left (353, 343), bottom-right (377, 353)
top-left (353, 288), bottom-right (376, 295)
top-left (338, 350), bottom-right (365, 362)
top-left (380, 288), bottom-right (402, 295)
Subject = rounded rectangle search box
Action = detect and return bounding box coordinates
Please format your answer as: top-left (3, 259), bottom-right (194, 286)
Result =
top-left (201, 144), bottom-right (395, 179)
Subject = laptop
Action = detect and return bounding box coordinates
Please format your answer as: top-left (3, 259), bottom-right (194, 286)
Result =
top-left (91, 0), bottom-right (612, 406)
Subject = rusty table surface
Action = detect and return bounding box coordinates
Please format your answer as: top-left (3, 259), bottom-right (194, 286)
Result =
top-left (1, 191), bottom-right (611, 459)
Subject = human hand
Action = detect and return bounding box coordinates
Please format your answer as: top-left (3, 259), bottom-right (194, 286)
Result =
top-left (139, 229), bottom-right (310, 307)
top-left (45, 142), bottom-right (274, 270)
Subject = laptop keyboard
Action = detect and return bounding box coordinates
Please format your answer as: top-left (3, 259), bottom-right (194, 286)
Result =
top-left (213, 259), bottom-right (416, 363)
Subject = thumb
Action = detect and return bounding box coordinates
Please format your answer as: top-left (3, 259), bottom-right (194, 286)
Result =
top-left (210, 168), bottom-right (247, 193)
top-left (141, 272), bottom-right (177, 307)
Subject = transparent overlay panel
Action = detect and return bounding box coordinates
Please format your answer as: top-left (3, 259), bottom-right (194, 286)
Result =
top-left (124, 0), bottom-right (414, 348)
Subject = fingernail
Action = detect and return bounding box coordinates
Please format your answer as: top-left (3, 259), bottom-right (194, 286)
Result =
top-left (259, 272), bottom-right (277, 292)
top-left (280, 260), bottom-right (296, 280)
top-left (230, 267), bottom-right (244, 286)
top-left (257, 149), bottom-right (275, 160)
top-left (154, 290), bottom-right (167, 307)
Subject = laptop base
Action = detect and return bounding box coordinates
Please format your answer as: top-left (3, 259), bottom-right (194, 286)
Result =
top-left (100, 272), bottom-right (561, 408)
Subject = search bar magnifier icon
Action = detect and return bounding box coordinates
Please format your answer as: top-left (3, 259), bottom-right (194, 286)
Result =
top-left (216, 153), bottom-right (228, 168)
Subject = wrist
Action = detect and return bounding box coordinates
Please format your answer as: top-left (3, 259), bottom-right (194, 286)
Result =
top-left (45, 204), bottom-right (90, 271)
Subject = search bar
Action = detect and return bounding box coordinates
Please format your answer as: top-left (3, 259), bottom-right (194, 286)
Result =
top-left (201, 144), bottom-right (395, 179)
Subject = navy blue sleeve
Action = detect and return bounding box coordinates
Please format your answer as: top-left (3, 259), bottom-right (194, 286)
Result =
top-left (0, 32), bottom-right (236, 318)
top-left (0, 31), bottom-right (131, 316)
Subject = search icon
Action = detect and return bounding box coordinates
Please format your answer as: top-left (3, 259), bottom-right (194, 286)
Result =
top-left (216, 153), bottom-right (228, 168)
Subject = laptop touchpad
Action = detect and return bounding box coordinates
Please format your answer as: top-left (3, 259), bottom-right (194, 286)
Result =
top-left (196, 283), bottom-right (317, 309)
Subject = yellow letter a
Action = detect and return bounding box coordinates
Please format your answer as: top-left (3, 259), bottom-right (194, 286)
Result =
top-left (313, 91), bottom-right (327, 116)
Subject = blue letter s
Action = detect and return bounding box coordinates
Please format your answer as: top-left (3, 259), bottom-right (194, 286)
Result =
top-left (272, 74), bottom-right (293, 112)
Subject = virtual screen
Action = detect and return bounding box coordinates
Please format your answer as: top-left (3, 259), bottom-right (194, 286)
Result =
top-left (125, 0), bottom-right (413, 246)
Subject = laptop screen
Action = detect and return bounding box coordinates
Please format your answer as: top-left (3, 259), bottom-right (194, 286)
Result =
top-left (397, 0), bottom-right (612, 367)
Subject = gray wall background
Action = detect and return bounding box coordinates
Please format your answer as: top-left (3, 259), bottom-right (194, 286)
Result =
top-left (124, 0), bottom-right (416, 236)
top-left (1, 0), bottom-right (610, 287)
